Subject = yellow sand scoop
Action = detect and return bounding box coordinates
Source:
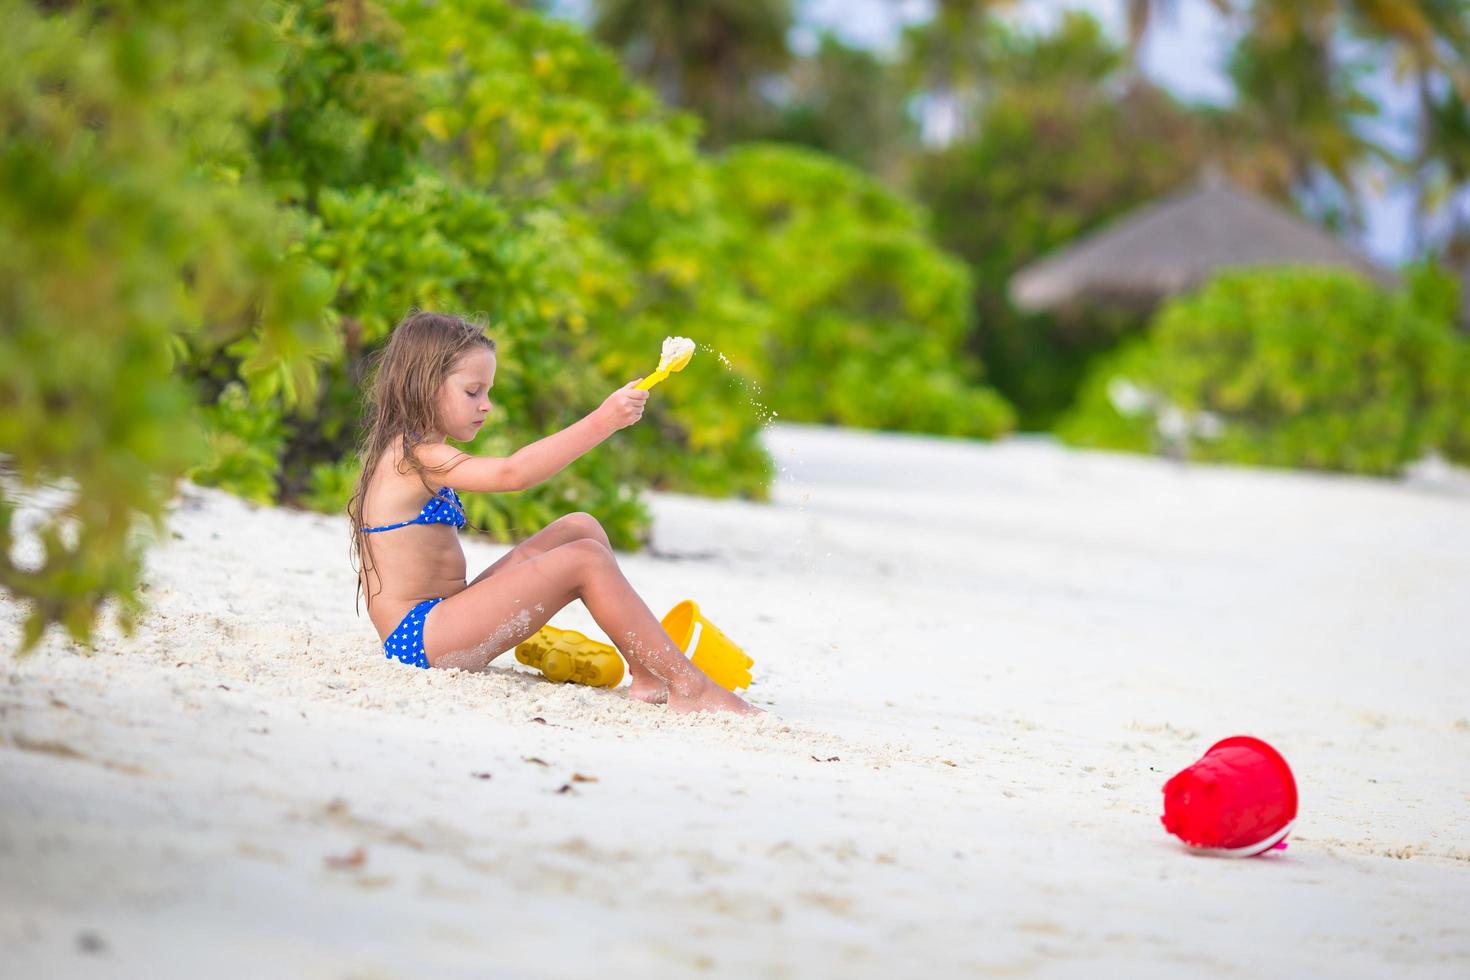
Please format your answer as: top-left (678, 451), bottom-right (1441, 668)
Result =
top-left (634, 336), bottom-right (695, 391)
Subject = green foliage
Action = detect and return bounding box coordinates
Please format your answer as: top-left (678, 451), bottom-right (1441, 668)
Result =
top-left (191, 384), bottom-right (286, 505)
top-left (303, 456), bottom-right (362, 515)
top-left (0, 0), bottom-right (334, 651)
top-left (1050, 339), bottom-right (1156, 456)
top-left (254, 0), bottom-right (423, 205)
top-left (1403, 261), bottom-right (1470, 462)
top-left (1404, 258), bottom-right (1464, 326)
top-left (712, 144), bottom-right (1014, 437)
top-left (1059, 268), bottom-right (1470, 475)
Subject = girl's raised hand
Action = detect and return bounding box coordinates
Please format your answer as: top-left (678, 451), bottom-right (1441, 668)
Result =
top-left (597, 380), bottom-right (649, 431)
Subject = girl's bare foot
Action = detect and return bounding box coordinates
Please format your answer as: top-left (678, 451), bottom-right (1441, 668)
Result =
top-left (667, 674), bottom-right (762, 715)
top-left (628, 675), bottom-right (668, 704)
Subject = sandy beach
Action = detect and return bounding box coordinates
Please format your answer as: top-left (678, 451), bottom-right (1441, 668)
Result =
top-left (2, 423), bottom-right (1468, 978)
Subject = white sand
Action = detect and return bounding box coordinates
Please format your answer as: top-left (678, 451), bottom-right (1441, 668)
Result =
top-left (3, 423), bottom-right (1469, 978)
top-left (658, 335), bottom-right (695, 370)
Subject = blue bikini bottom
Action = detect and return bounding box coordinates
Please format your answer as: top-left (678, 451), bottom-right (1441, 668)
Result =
top-left (383, 597), bottom-right (444, 669)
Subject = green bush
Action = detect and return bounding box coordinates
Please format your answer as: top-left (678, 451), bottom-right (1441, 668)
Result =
top-left (191, 384), bottom-right (287, 505)
top-left (1059, 267), bottom-right (1470, 475)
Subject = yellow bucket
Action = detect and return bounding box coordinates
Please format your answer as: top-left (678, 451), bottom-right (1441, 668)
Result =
top-left (660, 600), bottom-right (754, 692)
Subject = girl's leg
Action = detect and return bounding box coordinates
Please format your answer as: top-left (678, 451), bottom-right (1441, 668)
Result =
top-left (468, 512), bottom-right (610, 586)
top-left (426, 539), bottom-right (758, 715)
top-left (467, 513), bottom-right (665, 699)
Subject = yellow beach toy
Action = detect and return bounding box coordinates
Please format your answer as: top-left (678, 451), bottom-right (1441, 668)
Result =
top-left (660, 600), bottom-right (754, 693)
top-left (517, 601), bottom-right (754, 694)
top-left (515, 625), bottom-right (625, 688)
top-left (634, 336), bottom-right (695, 391)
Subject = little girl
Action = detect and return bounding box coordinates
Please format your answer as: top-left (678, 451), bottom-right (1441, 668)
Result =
top-left (348, 311), bottom-right (757, 715)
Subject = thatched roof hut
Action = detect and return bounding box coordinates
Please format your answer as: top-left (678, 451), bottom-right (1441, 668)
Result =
top-left (1009, 175), bottom-right (1395, 312)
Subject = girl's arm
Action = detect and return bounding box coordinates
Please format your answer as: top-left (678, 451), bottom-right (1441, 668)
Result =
top-left (418, 381), bottom-right (648, 493)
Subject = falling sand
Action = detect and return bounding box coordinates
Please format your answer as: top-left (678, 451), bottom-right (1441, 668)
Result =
top-left (704, 344), bottom-right (780, 426)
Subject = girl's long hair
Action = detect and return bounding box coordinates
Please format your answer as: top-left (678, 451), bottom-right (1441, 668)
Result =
top-left (347, 311), bottom-right (496, 614)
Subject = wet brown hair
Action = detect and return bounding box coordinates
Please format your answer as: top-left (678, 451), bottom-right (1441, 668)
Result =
top-left (347, 311), bottom-right (496, 613)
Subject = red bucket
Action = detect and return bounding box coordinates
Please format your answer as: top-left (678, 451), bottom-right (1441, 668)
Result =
top-left (1161, 736), bottom-right (1297, 857)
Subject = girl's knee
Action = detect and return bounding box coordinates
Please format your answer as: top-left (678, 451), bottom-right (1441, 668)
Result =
top-left (558, 537), bottom-right (615, 567)
top-left (552, 538), bottom-right (617, 592)
top-left (560, 511), bottom-right (610, 547)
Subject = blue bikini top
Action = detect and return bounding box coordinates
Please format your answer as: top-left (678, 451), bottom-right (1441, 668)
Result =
top-left (361, 487), bottom-right (465, 534)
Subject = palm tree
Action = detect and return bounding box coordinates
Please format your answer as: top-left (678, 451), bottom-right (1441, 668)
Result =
top-left (1224, 0), bottom-right (1386, 231)
top-left (592, 0), bottom-right (793, 148)
top-left (1424, 85), bottom-right (1470, 245)
top-left (1217, 0), bottom-right (1470, 249)
top-left (1342, 0), bottom-right (1470, 253)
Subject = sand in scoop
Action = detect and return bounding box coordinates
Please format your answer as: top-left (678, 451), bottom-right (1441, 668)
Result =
top-left (659, 336), bottom-right (695, 371)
